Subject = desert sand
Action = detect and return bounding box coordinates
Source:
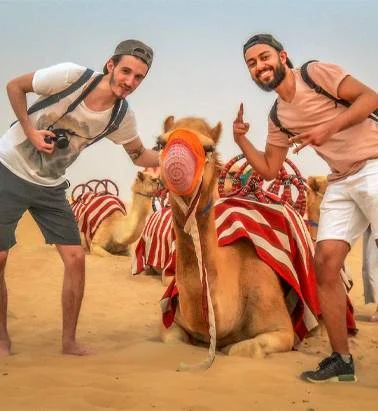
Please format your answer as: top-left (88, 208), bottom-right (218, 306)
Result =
top-left (0, 211), bottom-right (377, 411)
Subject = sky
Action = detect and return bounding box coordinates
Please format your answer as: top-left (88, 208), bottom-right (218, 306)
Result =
top-left (0, 0), bottom-right (377, 200)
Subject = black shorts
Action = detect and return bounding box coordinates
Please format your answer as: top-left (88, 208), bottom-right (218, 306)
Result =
top-left (0, 162), bottom-right (81, 250)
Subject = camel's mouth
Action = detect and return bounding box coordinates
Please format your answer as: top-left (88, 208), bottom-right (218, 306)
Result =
top-left (160, 128), bottom-right (212, 197)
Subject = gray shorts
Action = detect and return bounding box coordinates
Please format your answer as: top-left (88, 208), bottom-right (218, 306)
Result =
top-left (0, 162), bottom-right (81, 250)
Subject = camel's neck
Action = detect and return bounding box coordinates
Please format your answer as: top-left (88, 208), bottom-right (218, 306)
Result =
top-left (172, 194), bottom-right (219, 298)
top-left (117, 192), bottom-right (153, 243)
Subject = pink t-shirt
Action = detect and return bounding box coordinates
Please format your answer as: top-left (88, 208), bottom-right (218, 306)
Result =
top-left (267, 62), bottom-right (378, 182)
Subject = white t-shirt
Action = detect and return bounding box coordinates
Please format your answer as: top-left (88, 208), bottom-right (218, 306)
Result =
top-left (0, 62), bottom-right (138, 186)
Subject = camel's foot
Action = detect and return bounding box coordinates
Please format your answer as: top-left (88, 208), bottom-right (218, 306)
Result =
top-left (159, 323), bottom-right (190, 345)
top-left (223, 339), bottom-right (264, 358)
top-left (0, 339), bottom-right (11, 358)
top-left (90, 244), bottom-right (113, 257)
top-left (222, 330), bottom-right (294, 358)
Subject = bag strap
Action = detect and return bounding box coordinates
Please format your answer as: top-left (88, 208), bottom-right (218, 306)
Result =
top-left (52, 73), bottom-right (129, 148)
top-left (269, 100), bottom-right (297, 138)
top-left (10, 68), bottom-right (94, 128)
top-left (85, 98), bottom-right (128, 147)
top-left (269, 60), bottom-right (378, 137)
top-left (301, 60), bottom-right (378, 122)
top-left (10, 67), bottom-right (128, 146)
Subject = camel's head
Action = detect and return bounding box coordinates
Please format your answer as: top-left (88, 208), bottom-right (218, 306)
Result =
top-left (306, 176), bottom-right (328, 239)
top-left (132, 169), bottom-right (161, 197)
top-left (157, 116), bottom-right (222, 202)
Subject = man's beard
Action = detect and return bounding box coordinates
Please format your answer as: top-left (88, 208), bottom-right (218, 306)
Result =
top-left (109, 73), bottom-right (131, 98)
top-left (253, 62), bottom-right (286, 92)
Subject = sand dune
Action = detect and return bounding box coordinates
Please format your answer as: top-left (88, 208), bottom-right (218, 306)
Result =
top-left (0, 212), bottom-right (377, 411)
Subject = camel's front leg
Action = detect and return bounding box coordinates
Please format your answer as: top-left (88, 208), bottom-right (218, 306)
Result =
top-left (90, 241), bottom-right (113, 257)
top-left (222, 329), bottom-right (294, 358)
top-left (159, 322), bottom-right (190, 345)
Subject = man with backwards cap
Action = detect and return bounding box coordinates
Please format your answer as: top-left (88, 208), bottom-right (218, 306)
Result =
top-left (0, 39), bottom-right (159, 357)
top-left (233, 33), bottom-right (378, 383)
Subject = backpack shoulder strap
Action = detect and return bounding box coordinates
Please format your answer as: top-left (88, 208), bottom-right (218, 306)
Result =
top-left (28, 68), bottom-right (94, 115)
top-left (301, 60), bottom-right (378, 122)
top-left (10, 68), bottom-right (94, 127)
top-left (85, 98), bottom-right (129, 147)
top-left (269, 99), bottom-right (296, 138)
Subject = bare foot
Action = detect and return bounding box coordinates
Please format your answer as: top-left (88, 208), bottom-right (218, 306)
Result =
top-left (0, 339), bottom-right (11, 358)
top-left (62, 341), bottom-right (92, 356)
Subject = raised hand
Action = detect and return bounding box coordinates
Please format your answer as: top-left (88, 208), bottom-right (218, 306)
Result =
top-left (289, 122), bottom-right (335, 154)
top-left (233, 103), bottom-right (250, 144)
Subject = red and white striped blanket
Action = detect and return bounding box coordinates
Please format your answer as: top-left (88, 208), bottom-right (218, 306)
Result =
top-left (133, 197), bottom-right (356, 341)
top-left (132, 206), bottom-right (176, 277)
top-left (71, 192), bottom-right (127, 248)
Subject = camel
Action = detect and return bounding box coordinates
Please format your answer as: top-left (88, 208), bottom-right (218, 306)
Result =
top-left (158, 116), bottom-right (295, 359)
top-left (305, 176), bottom-right (328, 242)
top-left (89, 170), bottom-right (160, 257)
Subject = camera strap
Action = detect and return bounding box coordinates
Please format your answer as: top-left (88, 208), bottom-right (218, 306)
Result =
top-left (45, 73), bottom-right (128, 147)
top-left (85, 98), bottom-right (128, 147)
top-left (11, 67), bottom-right (129, 146)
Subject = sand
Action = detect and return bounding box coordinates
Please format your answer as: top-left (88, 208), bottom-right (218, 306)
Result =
top-left (0, 211), bottom-right (377, 411)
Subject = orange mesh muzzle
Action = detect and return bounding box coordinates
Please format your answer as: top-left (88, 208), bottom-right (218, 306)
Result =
top-left (161, 129), bottom-right (206, 196)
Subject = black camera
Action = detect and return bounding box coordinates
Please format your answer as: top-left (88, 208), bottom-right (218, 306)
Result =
top-left (44, 128), bottom-right (70, 149)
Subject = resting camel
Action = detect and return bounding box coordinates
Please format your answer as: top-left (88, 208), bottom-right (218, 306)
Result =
top-left (305, 176), bottom-right (327, 242)
top-left (89, 170), bottom-right (160, 256)
top-left (158, 116), bottom-right (295, 358)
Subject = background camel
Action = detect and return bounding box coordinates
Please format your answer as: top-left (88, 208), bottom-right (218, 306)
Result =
top-left (158, 116), bottom-right (319, 362)
top-left (74, 170), bottom-right (160, 257)
top-left (305, 176), bottom-right (327, 242)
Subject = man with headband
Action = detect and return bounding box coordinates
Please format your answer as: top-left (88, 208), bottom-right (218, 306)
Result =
top-left (232, 33), bottom-right (378, 383)
top-left (0, 39), bottom-right (159, 357)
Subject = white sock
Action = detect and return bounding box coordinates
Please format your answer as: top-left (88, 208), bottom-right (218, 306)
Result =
top-left (341, 354), bottom-right (352, 363)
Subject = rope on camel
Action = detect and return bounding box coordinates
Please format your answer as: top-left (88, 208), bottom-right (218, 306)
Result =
top-left (71, 179), bottom-right (120, 203)
top-left (218, 155), bottom-right (307, 217)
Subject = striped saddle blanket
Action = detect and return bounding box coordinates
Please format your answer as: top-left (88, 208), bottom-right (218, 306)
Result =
top-left (71, 192), bottom-right (126, 248)
top-left (133, 196), bottom-right (357, 341)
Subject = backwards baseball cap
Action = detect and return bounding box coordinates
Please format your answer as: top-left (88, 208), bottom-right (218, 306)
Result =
top-left (104, 39), bottom-right (153, 73)
top-left (243, 34), bottom-right (293, 69)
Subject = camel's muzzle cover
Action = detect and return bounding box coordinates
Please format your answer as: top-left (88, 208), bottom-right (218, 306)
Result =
top-left (161, 129), bottom-right (205, 196)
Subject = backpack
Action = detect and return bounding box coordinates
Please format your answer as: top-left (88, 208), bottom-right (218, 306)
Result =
top-left (269, 60), bottom-right (378, 138)
top-left (11, 68), bottom-right (128, 147)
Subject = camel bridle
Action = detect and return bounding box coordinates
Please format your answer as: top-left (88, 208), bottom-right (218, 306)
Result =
top-left (168, 149), bottom-right (218, 371)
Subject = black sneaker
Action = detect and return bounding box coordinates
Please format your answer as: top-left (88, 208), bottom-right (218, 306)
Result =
top-left (301, 352), bottom-right (357, 383)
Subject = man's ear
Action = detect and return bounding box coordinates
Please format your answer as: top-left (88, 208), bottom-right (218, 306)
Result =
top-left (279, 50), bottom-right (288, 66)
top-left (105, 58), bottom-right (115, 74)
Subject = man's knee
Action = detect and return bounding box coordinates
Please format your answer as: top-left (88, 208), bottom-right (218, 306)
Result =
top-left (60, 246), bottom-right (85, 272)
top-left (314, 241), bottom-right (348, 284)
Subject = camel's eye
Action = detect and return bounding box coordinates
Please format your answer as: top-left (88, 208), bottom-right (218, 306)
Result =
top-left (203, 145), bottom-right (215, 153)
top-left (154, 136), bottom-right (166, 150)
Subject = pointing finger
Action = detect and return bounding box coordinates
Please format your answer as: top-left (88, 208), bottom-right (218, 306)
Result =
top-left (293, 140), bottom-right (310, 154)
top-left (236, 103), bottom-right (244, 123)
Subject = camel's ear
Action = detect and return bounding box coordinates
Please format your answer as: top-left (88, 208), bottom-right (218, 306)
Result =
top-left (306, 176), bottom-right (317, 191)
top-left (137, 171), bottom-right (145, 181)
top-left (316, 176), bottom-right (328, 194)
top-left (163, 116), bottom-right (175, 132)
top-left (307, 176), bottom-right (327, 193)
top-left (211, 122), bottom-right (222, 143)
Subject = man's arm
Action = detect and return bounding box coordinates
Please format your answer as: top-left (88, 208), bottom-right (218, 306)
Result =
top-left (290, 75), bottom-right (378, 153)
top-left (7, 73), bottom-right (55, 153)
top-left (233, 103), bottom-right (288, 180)
top-left (123, 137), bottom-right (160, 167)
